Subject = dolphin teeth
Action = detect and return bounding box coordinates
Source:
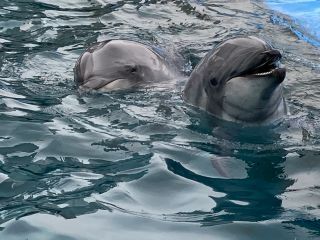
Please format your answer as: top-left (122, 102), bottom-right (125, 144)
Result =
top-left (253, 70), bottom-right (274, 76)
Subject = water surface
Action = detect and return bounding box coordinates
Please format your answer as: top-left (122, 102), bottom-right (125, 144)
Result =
top-left (267, 0), bottom-right (320, 46)
top-left (0, 0), bottom-right (320, 239)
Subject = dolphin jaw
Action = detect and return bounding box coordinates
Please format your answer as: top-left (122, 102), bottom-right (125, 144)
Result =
top-left (240, 48), bottom-right (285, 80)
top-left (246, 61), bottom-right (279, 76)
top-left (243, 60), bottom-right (285, 83)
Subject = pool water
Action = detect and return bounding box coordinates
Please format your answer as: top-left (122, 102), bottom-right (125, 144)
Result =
top-left (267, 0), bottom-right (320, 47)
top-left (0, 1), bottom-right (320, 239)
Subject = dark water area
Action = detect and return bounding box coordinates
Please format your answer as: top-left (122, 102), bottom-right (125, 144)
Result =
top-left (0, 0), bottom-right (320, 239)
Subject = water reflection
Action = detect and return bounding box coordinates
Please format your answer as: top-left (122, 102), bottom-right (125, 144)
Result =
top-left (160, 121), bottom-right (292, 222)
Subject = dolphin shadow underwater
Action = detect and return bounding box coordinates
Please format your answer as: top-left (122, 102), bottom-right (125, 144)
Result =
top-left (74, 36), bottom-right (287, 125)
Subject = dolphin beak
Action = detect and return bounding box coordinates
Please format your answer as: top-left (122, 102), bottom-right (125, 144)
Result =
top-left (262, 49), bottom-right (282, 62)
top-left (256, 49), bottom-right (282, 69)
top-left (244, 49), bottom-right (285, 81)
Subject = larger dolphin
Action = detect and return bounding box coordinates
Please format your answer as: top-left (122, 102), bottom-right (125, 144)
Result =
top-left (74, 40), bottom-right (176, 91)
top-left (183, 36), bottom-right (287, 124)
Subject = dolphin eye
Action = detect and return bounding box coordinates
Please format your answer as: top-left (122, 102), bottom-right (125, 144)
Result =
top-left (124, 64), bottom-right (138, 74)
top-left (130, 66), bottom-right (138, 73)
top-left (210, 77), bottom-right (218, 86)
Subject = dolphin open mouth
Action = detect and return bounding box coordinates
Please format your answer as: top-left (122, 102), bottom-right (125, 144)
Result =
top-left (251, 62), bottom-right (279, 76)
top-left (244, 49), bottom-right (285, 80)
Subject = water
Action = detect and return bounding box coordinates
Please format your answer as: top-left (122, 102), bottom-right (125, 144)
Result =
top-left (0, 1), bottom-right (320, 239)
top-left (267, 0), bottom-right (320, 47)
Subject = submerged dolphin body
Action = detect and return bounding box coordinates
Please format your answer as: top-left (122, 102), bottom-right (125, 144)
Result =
top-left (183, 36), bottom-right (287, 124)
top-left (74, 40), bottom-right (176, 91)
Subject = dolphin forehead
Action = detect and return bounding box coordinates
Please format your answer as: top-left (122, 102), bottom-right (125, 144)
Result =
top-left (218, 36), bottom-right (269, 49)
top-left (97, 40), bottom-right (159, 63)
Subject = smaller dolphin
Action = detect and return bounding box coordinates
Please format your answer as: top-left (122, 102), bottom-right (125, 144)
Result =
top-left (74, 40), bottom-right (176, 91)
top-left (183, 36), bottom-right (287, 124)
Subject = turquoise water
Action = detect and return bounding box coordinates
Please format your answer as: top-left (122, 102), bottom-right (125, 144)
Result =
top-left (0, 1), bottom-right (320, 239)
top-left (267, 0), bottom-right (320, 47)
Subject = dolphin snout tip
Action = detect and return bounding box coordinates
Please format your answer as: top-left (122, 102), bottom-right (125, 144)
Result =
top-left (273, 67), bottom-right (286, 83)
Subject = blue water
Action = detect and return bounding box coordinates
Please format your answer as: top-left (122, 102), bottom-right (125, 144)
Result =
top-left (0, 1), bottom-right (320, 240)
top-left (267, 0), bottom-right (320, 46)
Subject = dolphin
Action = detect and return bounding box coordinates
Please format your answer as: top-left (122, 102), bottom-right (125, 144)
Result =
top-left (183, 36), bottom-right (287, 124)
top-left (74, 40), bottom-right (176, 91)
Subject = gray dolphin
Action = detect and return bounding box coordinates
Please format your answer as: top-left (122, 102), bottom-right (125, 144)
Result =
top-left (183, 36), bottom-right (287, 124)
top-left (74, 40), bottom-right (176, 91)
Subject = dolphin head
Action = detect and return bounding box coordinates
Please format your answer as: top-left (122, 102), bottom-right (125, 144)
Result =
top-left (184, 36), bottom-right (287, 124)
top-left (74, 40), bottom-right (172, 91)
